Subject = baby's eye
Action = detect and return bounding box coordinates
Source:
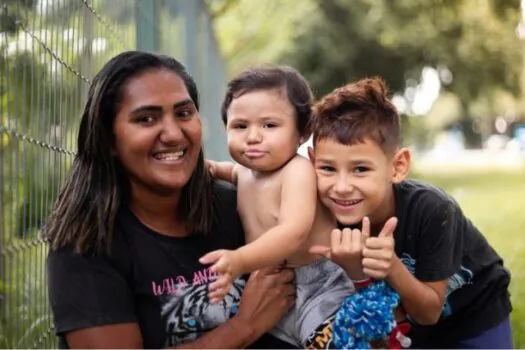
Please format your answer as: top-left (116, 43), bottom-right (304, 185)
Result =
top-left (263, 123), bottom-right (278, 128)
top-left (232, 124), bottom-right (247, 129)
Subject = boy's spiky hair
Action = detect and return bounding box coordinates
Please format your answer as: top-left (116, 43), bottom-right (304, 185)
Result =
top-left (310, 77), bottom-right (401, 155)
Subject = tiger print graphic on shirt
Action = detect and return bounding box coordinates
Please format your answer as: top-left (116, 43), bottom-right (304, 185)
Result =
top-left (161, 278), bottom-right (246, 347)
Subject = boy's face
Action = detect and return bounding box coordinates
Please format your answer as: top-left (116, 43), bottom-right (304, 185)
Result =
top-left (225, 89), bottom-right (302, 172)
top-left (312, 137), bottom-right (408, 226)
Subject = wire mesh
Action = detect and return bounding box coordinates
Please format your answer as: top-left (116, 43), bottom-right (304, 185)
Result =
top-left (0, 0), bottom-right (228, 348)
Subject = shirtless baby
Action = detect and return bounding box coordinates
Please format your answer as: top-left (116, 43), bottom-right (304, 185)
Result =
top-left (200, 66), bottom-right (358, 347)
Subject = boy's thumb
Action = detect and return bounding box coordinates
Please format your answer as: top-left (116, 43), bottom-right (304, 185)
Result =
top-left (378, 217), bottom-right (398, 238)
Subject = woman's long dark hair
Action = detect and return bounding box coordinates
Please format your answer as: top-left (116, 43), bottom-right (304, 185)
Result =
top-left (44, 51), bottom-right (213, 254)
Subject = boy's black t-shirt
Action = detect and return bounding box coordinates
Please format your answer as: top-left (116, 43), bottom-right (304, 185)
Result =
top-left (393, 179), bottom-right (511, 346)
top-left (47, 180), bottom-right (296, 349)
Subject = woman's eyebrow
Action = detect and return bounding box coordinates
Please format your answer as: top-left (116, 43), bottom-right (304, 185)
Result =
top-left (130, 105), bottom-right (162, 115)
top-left (129, 99), bottom-right (194, 115)
top-left (173, 99), bottom-right (194, 109)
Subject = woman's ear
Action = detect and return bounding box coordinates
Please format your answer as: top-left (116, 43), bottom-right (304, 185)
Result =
top-left (391, 147), bottom-right (411, 183)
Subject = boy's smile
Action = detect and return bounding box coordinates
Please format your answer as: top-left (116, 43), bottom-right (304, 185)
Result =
top-left (331, 198), bottom-right (364, 212)
top-left (312, 138), bottom-right (397, 226)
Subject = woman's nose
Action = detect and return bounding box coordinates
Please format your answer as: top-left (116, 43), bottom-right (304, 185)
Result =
top-left (159, 117), bottom-right (185, 144)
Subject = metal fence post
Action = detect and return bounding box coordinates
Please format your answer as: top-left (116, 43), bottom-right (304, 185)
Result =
top-left (136, 0), bottom-right (158, 52)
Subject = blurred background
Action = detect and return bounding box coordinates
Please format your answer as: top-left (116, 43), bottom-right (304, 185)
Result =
top-left (1, 0), bottom-right (524, 348)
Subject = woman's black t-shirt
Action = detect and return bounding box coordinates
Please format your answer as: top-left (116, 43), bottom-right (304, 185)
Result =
top-left (47, 180), bottom-right (294, 349)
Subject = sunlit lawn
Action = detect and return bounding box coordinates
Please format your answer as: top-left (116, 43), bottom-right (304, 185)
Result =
top-left (413, 167), bottom-right (525, 348)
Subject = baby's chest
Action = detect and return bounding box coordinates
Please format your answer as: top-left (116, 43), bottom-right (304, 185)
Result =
top-left (237, 178), bottom-right (282, 242)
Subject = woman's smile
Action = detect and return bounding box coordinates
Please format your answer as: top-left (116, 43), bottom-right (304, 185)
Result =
top-left (113, 69), bottom-right (203, 194)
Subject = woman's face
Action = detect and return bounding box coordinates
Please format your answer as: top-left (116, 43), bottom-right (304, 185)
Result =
top-left (113, 68), bottom-right (202, 197)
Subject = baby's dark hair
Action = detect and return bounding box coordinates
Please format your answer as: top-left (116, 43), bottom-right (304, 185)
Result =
top-left (310, 77), bottom-right (401, 155)
top-left (221, 65), bottom-right (313, 138)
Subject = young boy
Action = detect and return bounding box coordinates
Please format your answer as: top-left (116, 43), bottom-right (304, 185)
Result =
top-left (307, 77), bottom-right (513, 348)
top-left (200, 66), bottom-right (364, 347)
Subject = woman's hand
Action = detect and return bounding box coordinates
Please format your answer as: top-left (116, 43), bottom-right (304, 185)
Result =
top-left (233, 265), bottom-right (295, 342)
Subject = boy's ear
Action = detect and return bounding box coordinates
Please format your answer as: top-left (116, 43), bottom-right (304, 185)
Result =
top-left (391, 147), bottom-right (410, 183)
top-left (307, 146), bottom-right (315, 163)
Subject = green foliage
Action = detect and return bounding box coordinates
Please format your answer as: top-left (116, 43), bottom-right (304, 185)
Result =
top-left (209, 0), bottom-right (317, 77)
top-left (0, 0), bottom-right (37, 33)
top-left (277, 0), bottom-right (524, 146)
top-left (0, 242), bottom-right (53, 348)
top-left (212, 0), bottom-right (525, 146)
top-left (286, 0), bottom-right (523, 99)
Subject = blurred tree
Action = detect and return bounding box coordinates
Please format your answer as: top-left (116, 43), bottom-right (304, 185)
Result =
top-left (284, 0), bottom-right (524, 148)
top-left (207, 0), bottom-right (316, 76)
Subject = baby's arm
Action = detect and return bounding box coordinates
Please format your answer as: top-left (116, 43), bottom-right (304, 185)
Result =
top-left (207, 160), bottom-right (238, 184)
top-left (234, 156), bottom-right (317, 272)
top-left (201, 156), bottom-right (316, 302)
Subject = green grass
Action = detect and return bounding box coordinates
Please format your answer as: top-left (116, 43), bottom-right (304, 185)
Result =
top-left (413, 168), bottom-right (525, 348)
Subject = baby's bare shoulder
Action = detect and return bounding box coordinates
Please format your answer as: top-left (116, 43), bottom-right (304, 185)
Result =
top-left (234, 164), bottom-right (251, 180)
top-left (281, 155), bottom-right (315, 176)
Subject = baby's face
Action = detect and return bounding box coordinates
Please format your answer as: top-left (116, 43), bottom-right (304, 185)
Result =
top-left (225, 89), bottom-right (302, 172)
top-left (312, 137), bottom-right (396, 226)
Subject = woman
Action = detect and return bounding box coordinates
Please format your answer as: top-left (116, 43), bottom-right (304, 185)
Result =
top-left (45, 51), bottom-right (295, 349)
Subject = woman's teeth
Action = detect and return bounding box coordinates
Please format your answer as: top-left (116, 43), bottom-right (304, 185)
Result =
top-left (154, 151), bottom-right (184, 160)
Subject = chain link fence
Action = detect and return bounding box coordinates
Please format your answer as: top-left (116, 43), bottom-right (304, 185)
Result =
top-left (0, 0), bottom-right (228, 347)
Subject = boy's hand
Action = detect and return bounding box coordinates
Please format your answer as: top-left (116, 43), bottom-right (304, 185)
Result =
top-left (200, 249), bottom-right (243, 303)
top-left (309, 217), bottom-right (371, 280)
top-left (362, 217), bottom-right (398, 280)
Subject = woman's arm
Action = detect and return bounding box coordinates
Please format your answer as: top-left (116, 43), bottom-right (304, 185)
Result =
top-left (65, 318), bottom-right (253, 349)
top-left (64, 267), bottom-right (295, 349)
